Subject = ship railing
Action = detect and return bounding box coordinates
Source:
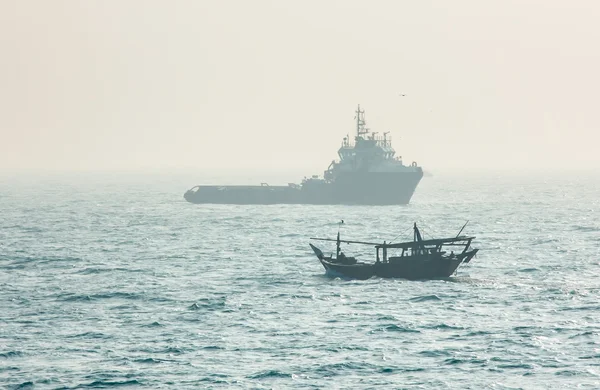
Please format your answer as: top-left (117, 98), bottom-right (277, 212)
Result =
top-left (341, 139), bottom-right (355, 148)
top-left (341, 134), bottom-right (394, 150)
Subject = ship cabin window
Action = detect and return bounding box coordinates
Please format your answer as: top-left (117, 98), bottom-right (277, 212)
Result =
top-left (339, 150), bottom-right (356, 159)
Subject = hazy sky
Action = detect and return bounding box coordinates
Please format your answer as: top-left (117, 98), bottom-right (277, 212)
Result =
top-left (1, 0), bottom-right (599, 175)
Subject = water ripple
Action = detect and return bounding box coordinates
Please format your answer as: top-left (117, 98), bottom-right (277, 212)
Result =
top-left (1, 174), bottom-right (600, 389)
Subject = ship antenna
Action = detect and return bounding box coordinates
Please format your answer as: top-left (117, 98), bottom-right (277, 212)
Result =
top-left (355, 105), bottom-right (360, 138)
top-left (355, 104), bottom-right (366, 138)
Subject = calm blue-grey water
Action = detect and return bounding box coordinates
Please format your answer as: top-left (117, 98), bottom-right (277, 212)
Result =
top-left (1, 173), bottom-right (599, 389)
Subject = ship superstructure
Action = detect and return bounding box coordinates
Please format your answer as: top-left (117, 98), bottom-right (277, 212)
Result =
top-left (325, 105), bottom-right (420, 180)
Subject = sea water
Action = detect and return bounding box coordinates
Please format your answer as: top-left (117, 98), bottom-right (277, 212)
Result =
top-left (1, 172), bottom-right (599, 389)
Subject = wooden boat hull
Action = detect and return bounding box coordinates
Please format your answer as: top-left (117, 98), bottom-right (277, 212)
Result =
top-left (312, 245), bottom-right (478, 280)
top-left (319, 258), bottom-right (375, 280)
top-left (374, 250), bottom-right (478, 279)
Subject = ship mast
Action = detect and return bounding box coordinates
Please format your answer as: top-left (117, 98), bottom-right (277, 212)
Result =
top-left (355, 105), bottom-right (368, 139)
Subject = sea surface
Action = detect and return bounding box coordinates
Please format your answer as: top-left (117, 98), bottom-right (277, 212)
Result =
top-left (1, 172), bottom-right (600, 389)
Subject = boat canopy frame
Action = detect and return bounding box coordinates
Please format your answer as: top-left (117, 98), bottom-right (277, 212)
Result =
top-left (310, 223), bottom-right (476, 262)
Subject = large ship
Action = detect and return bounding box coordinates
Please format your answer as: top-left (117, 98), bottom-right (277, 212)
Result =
top-left (184, 105), bottom-right (423, 205)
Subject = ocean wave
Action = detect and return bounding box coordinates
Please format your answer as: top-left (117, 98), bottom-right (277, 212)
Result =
top-left (0, 351), bottom-right (24, 359)
top-left (132, 357), bottom-right (165, 364)
top-left (371, 324), bottom-right (421, 333)
top-left (423, 323), bottom-right (465, 330)
top-left (247, 369), bottom-right (290, 379)
top-left (559, 305), bottom-right (600, 312)
top-left (66, 332), bottom-right (112, 339)
top-left (324, 345), bottom-right (369, 352)
top-left (555, 370), bottom-right (582, 376)
top-left (188, 298), bottom-right (227, 311)
top-left (142, 321), bottom-right (163, 327)
top-left (201, 345), bottom-right (225, 350)
top-left (465, 330), bottom-right (493, 336)
top-left (572, 225), bottom-right (600, 232)
top-left (279, 233), bottom-right (301, 238)
top-left (312, 362), bottom-right (379, 375)
top-left (75, 267), bottom-right (146, 275)
top-left (496, 363), bottom-right (535, 370)
top-left (409, 294), bottom-right (441, 302)
top-left (71, 379), bottom-right (142, 388)
top-left (8, 382), bottom-right (34, 390)
top-left (57, 292), bottom-right (143, 302)
top-left (418, 350), bottom-right (451, 357)
top-left (518, 267), bottom-right (541, 273)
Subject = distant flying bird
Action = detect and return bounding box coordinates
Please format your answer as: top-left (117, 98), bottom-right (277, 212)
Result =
top-left (399, 94), bottom-right (406, 96)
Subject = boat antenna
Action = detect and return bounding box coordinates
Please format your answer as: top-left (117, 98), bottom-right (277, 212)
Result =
top-left (455, 220), bottom-right (469, 238)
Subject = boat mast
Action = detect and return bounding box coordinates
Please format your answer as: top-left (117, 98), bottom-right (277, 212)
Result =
top-left (413, 223), bottom-right (424, 255)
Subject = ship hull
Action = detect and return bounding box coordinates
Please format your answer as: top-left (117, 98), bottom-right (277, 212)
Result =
top-left (184, 171), bottom-right (423, 205)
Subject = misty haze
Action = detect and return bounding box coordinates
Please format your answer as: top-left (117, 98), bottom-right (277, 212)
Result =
top-left (1, 1), bottom-right (599, 176)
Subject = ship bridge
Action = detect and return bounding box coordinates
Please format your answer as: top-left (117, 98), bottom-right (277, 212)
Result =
top-left (338, 105), bottom-right (398, 161)
top-left (338, 133), bottom-right (396, 161)
top-left (324, 105), bottom-right (414, 181)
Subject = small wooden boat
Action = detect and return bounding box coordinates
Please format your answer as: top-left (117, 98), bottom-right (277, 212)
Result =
top-left (309, 222), bottom-right (478, 280)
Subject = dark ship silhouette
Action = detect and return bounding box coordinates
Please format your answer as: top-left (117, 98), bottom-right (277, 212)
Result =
top-left (309, 222), bottom-right (478, 280)
top-left (184, 105), bottom-right (423, 205)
